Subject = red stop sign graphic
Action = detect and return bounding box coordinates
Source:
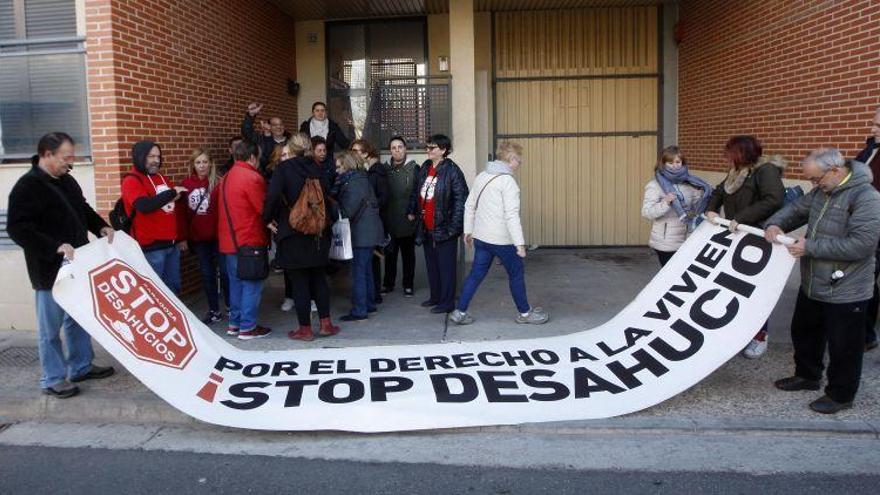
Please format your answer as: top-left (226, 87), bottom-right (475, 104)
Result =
top-left (89, 259), bottom-right (197, 369)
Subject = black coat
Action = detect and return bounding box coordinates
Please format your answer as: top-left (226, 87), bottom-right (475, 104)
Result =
top-left (7, 166), bottom-right (109, 289)
top-left (263, 156), bottom-right (333, 269)
top-left (855, 136), bottom-right (878, 163)
top-left (367, 163), bottom-right (390, 210)
top-left (241, 113), bottom-right (291, 177)
top-left (299, 117), bottom-right (352, 153)
top-left (706, 162), bottom-right (784, 226)
top-left (336, 170), bottom-right (385, 248)
top-left (407, 158), bottom-right (469, 243)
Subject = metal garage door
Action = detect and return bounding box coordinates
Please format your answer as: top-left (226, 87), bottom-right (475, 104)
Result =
top-left (493, 7), bottom-right (660, 246)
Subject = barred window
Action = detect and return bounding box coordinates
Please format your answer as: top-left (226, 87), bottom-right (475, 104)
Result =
top-left (326, 18), bottom-right (449, 151)
top-left (0, 0), bottom-right (89, 162)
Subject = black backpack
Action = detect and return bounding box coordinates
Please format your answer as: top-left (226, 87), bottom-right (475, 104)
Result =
top-left (109, 174), bottom-right (142, 233)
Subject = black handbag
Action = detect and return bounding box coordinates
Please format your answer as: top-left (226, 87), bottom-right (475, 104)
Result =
top-left (222, 177), bottom-right (269, 281)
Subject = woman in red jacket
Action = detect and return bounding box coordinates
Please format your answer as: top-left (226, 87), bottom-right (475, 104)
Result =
top-left (181, 148), bottom-right (229, 324)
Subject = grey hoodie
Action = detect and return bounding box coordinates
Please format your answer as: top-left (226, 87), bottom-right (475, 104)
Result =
top-left (765, 161), bottom-right (880, 303)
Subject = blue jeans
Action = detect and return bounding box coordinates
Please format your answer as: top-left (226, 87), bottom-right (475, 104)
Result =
top-left (144, 245), bottom-right (181, 295)
top-left (35, 290), bottom-right (94, 388)
top-left (225, 254), bottom-right (264, 331)
top-left (458, 239), bottom-right (530, 314)
top-left (191, 241), bottom-right (229, 312)
top-left (350, 247), bottom-right (376, 317)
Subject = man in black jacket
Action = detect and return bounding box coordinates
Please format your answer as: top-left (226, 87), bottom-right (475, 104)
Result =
top-left (299, 101), bottom-right (351, 153)
top-left (241, 103), bottom-right (291, 175)
top-left (7, 132), bottom-right (116, 399)
top-left (856, 106), bottom-right (880, 351)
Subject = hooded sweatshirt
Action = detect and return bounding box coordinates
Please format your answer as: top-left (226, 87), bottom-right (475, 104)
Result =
top-left (463, 160), bottom-right (525, 247)
top-left (121, 140), bottom-right (182, 249)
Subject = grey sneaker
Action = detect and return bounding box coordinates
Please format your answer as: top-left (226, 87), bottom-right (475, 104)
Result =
top-left (516, 307), bottom-right (549, 324)
top-left (449, 309), bottom-right (474, 325)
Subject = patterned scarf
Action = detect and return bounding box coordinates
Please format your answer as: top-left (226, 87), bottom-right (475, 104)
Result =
top-left (655, 165), bottom-right (713, 229)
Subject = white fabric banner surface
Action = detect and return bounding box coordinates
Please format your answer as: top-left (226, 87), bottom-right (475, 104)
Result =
top-left (53, 222), bottom-right (795, 432)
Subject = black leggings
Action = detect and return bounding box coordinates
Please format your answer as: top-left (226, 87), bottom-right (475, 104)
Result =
top-left (285, 267), bottom-right (331, 326)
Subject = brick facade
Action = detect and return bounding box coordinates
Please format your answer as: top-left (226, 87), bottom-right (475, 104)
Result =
top-left (84, 0), bottom-right (298, 293)
top-left (678, 0), bottom-right (880, 177)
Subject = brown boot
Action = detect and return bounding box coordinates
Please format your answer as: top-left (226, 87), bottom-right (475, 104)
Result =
top-left (318, 317), bottom-right (340, 337)
top-left (288, 325), bottom-right (314, 341)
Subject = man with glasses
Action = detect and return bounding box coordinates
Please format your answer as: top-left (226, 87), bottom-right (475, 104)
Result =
top-left (764, 148), bottom-right (880, 414)
top-left (241, 102), bottom-right (291, 175)
top-left (855, 107), bottom-right (880, 351)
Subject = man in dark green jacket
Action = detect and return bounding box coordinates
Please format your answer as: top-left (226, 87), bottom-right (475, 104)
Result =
top-left (381, 136), bottom-right (420, 297)
top-left (765, 148), bottom-right (880, 414)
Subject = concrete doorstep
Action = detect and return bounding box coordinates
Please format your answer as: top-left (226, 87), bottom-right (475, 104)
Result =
top-left (1, 247), bottom-right (879, 438)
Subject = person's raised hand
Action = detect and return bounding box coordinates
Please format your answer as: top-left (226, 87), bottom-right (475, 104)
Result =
top-left (247, 102), bottom-right (263, 116)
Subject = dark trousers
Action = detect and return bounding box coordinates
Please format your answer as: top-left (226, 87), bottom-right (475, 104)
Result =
top-left (285, 267), bottom-right (331, 326)
top-left (371, 253), bottom-right (382, 298)
top-left (790, 290), bottom-right (867, 403)
top-left (423, 234), bottom-right (458, 311)
top-left (352, 247), bottom-right (377, 317)
top-left (864, 246), bottom-right (880, 345)
top-left (654, 249), bottom-right (674, 267)
top-left (191, 241), bottom-right (229, 312)
top-left (383, 235), bottom-right (416, 290)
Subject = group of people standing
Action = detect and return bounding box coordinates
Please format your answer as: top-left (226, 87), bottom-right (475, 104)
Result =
top-left (641, 108), bottom-right (880, 414)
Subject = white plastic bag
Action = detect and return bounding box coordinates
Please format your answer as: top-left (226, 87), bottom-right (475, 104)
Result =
top-left (329, 214), bottom-right (353, 261)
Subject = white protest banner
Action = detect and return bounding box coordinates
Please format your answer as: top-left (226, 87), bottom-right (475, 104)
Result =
top-left (53, 222), bottom-right (795, 432)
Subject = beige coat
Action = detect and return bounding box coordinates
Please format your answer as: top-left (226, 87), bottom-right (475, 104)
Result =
top-left (641, 179), bottom-right (703, 252)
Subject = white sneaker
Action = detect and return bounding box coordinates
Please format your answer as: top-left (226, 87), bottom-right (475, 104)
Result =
top-left (280, 298), bottom-right (294, 312)
top-left (742, 338), bottom-right (768, 359)
top-left (310, 300), bottom-right (318, 313)
top-left (449, 309), bottom-right (474, 325)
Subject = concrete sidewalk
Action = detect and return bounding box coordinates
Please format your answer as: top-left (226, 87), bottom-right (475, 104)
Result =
top-left (1, 247), bottom-right (878, 436)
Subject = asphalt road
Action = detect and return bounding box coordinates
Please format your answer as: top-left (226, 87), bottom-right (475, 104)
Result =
top-left (1, 445), bottom-right (878, 495)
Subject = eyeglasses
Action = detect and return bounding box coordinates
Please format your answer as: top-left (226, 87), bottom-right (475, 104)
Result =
top-left (808, 169), bottom-right (831, 184)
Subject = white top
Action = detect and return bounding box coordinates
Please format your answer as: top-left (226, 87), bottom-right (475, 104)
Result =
top-left (309, 118), bottom-right (329, 138)
top-left (464, 162), bottom-right (525, 247)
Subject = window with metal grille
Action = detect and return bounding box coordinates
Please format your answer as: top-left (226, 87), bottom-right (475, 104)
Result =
top-left (326, 18), bottom-right (449, 151)
top-left (0, 0), bottom-right (89, 162)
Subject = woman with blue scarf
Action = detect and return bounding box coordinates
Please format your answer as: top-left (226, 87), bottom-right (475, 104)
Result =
top-left (641, 146), bottom-right (712, 266)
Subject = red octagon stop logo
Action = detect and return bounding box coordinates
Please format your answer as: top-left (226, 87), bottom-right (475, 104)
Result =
top-left (89, 259), bottom-right (197, 369)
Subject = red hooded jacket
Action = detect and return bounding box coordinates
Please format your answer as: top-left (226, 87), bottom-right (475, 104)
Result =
top-left (217, 161), bottom-right (268, 254)
top-left (180, 174), bottom-right (219, 242)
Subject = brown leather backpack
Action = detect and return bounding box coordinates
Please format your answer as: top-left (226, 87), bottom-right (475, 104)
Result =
top-left (288, 178), bottom-right (327, 236)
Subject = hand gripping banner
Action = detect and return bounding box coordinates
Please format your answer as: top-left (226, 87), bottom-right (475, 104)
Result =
top-left (53, 222), bottom-right (795, 432)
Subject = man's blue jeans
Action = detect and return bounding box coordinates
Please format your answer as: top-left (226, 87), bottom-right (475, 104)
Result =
top-left (457, 239), bottom-right (530, 314)
top-left (225, 254), bottom-right (264, 331)
top-left (191, 241), bottom-right (229, 312)
top-left (350, 247), bottom-right (376, 317)
top-left (144, 245), bottom-right (181, 295)
top-left (35, 290), bottom-right (94, 388)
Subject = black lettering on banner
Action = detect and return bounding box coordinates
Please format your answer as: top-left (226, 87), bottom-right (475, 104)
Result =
top-left (714, 271), bottom-right (755, 298)
top-left (710, 229), bottom-right (734, 247)
top-left (570, 347), bottom-right (599, 362)
top-left (731, 234), bottom-right (772, 276)
top-left (597, 327), bottom-right (652, 357)
top-left (336, 360), bottom-right (360, 374)
top-left (371, 358), bottom-right (395, 372)
top-left (478, 351), bottom-right (505, 366)
top-left (687, 264), bottom-right (710, 279)
top-left (522, 369), bottom-right (570, 401)
top-left (644, 298), bottom-right (671, 321)
top-left (271, 361), bottom-right (298, 376)
top-left (370, 376), bottom-right (414, 401)
top-left (573, 367), bottom-right (626, 398)
top-left (399, 357), bottom-right (423, 372)
top-left (695, 244), bottom-right (727, 269)
top-left (663, 292), bottom-right (685, 307)
top-left (502, 350), bottom-right (533, 367)
top-left (478, 371), bottom-right (529, 403)
top-left (275, 379), bottom-right (319, 407)
top-left (242, 363), bottom-right (270, 378)
top-left (318, 378), bottom-right (365, 404)
top-left (669, 271), bottom-right (698, 295)
top-left (431, 373), bottom-right (479, 403)
top-left (220, 382), bottom-right (270, 410)
top-left (424, 355), bottom-right (453, 370)
top-left (214, 356), bottom-right (242, 372)
top-left (690, 288), bottom-right (738, 330)
top-left (606, 349), bottom-right (670, 389)
top-left (531, 350), bottom-right (559, 365)
top-left (452, 353), bottom-right (478, 368)
top-left (648, 319), bottom-right (704, 361)
top-left (309, 360), bottom-right (334, 375)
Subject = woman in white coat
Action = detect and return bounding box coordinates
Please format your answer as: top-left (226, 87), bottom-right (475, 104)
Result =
top-left (641, 146), bottom-right (712, 266)
top-left (449, 141), bottom-right (548, 326)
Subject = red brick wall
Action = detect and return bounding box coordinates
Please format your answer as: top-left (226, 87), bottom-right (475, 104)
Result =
top-left (678, 0), bottom-right (880, 177)
top-left (85, 0), bottom-right (297, 294)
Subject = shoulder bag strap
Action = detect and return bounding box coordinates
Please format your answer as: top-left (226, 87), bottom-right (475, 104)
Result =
top-left (474, 174), bottom-right (509, 212)
top-left (221, 177), bottom-right (240, 251)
